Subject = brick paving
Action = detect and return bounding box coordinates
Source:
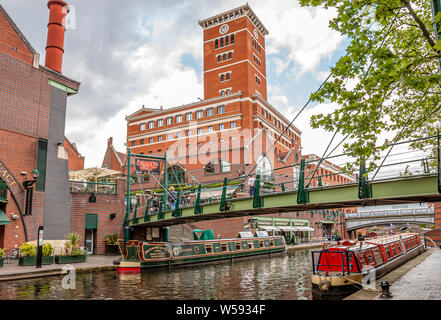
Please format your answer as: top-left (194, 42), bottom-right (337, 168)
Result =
top-left (384, 249), bottom-right (441, 300)
top-left (0, 255), bottom-right (117, 281)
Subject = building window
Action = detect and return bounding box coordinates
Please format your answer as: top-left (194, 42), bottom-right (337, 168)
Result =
top-left (196, 110), bottom-right (203, 119)
top-left (158, 136), bottom-right (163, 142)
top-left (205, 162), bottom-right (215, 174)
top-left (185, 113), bottom-right (193, 121)
top-left (139, 123), bottom-right (146, 131)
top-left (176, 115), bottom-right (182, 123)
top-left (148, 121), bottom-right (154, 129)
top-left (166, 117), bottom-right (172, 125)
top-left (177, 132), bottom-right (181, 138)
top-left (187, 130), bottom-right (191, 136)
top-left (225, 36), bottom-right (229, 46)
top-left (220, 91), bottom-right (225, 96)
top-left (226, 89), bottom-right (230, 95)
top-left (217, 55), bottom-right (221, 62)
top-left (226, 73), bottom-right (230, 80)
top-left (256, 75), bottom-right (261, 85)
top-left (208, 126), bottom-right (213, 132)
top-left (228, 52), bottom-right (232, 59)
top-left (220, 160), bottom-right (231, 173)
top-left (157, 119), bottom-right (163, 127)
top-left (197, 128), bottom-right (202, 135)
top-left (140, 139), bottom-right (144, 145)
top-left (223, 53), bottom-right (227, 60)
top-left (131, 141), bottom-right (136, 146)
top-left (215, 39), bottom-right (219, 49)
top-left (219, 124), bottom-right (224, 131)
top-left (149, 138), bottom-right (153, 143)
top-left (167, 134), bottom-right (172, 141)
top-left (220, 74), bottom-right (225, 81)
top-left (220, 37), bottom-right (224, 47)
top-left (207, 108), bottom-right (214, 117)
top-left (217, 105), bottom-right (225, 114)
top-left (230, 121), bottom-right (236, 128)
top-left (36, 138), bottom-right (48, 191)
top-left (231, 34), bottom-right (235, 44)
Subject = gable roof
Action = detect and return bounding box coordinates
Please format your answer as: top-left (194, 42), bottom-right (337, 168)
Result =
top-left (0, 4), bottom-right (37, 55)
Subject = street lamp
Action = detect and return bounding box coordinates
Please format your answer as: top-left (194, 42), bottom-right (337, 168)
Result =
top-left (23, 168), bottom-right (39, 216)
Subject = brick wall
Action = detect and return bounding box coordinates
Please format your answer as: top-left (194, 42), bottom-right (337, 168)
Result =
top-left (70, 178), bottom-right (126, 255)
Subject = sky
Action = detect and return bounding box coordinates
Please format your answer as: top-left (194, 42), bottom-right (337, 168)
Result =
top-left (2, 0), bottom-right (349, 168)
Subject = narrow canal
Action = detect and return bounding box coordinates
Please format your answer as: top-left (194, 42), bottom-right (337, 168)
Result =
top-left (0, 249), bottom-right (326, 300)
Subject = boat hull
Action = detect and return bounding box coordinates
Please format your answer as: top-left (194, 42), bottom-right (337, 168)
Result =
top-left (118, 236), bottom-right (286, 272)
top-left (311, 244), bottom-right (425, 298)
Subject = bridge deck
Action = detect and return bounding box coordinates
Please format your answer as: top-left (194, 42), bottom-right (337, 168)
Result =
top-left (129, 175), bottom-right (441, 228)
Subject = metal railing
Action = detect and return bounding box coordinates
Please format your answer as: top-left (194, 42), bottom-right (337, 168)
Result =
top-left (70, 181), bottom-right (117, 195)
top-left (311, 249), bottom-right (352, 276)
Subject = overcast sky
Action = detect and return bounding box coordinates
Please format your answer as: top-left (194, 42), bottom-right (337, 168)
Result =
top-left (2, 0), bottom-right (348, 168)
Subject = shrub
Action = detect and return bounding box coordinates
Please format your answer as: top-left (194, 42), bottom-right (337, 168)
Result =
top-left (0, 249), bottom-right (4, 258)
top-left (71, 248), bottom-right (85, 256)
top-left (20, 243), bottom-right (36, 257)
top-left (42, 243), bottom-right (53, 256)
top-left (104, 233), bottom-right (118, 245)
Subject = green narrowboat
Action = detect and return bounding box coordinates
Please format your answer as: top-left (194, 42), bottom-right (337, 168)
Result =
top-left (116, 230), bottom-right (286, 272)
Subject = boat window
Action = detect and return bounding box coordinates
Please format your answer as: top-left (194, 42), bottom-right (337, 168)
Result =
top-left (205, 245), bottom-right (213, 254)
top-left (373, 249), bottom-right (383, 264)
top-left (269, 240), bottom-right (274, 247)
top-left (385, 247), bottom-right (391, 259)
top-left (248, 242), bottom-right (253, 249)
top-left (391, 245), bottom-right (397, 256)
top-left (366, 253), bottom-right (375, 264)
top-left (221, 243), bottom-right (228, 252)
top-left (259, 241), bottom-right (264, 248)
top-left (396, 243), bottom-right (402, 254)
top-left (235, 242), bottom-right (241, 250)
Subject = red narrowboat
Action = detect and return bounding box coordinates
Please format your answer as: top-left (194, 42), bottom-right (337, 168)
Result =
top-left (311, 233), bottom-right (424, 298)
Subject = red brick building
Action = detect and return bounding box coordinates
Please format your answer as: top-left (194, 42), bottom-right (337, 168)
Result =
top-left (101, 137), bottom-right (126, 172)
top-left (0, 2), bottom-right (81, 249)
top-left (122, 5), bottom-right (358, 243)
top-left (64, 136), bottom-right (85, 171)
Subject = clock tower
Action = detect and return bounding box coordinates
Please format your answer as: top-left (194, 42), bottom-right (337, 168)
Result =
top-left (199, 4), bottom-right (269, 100)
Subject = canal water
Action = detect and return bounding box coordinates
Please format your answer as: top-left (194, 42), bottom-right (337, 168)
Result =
top-left (0, 250), bottom-right (317, 300)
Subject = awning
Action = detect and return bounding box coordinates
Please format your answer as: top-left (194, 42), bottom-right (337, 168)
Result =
top-left (0, 209), bottom-right (10, 225)
top-left (277, 226), bottom-right (297, 232)
top-left (320, 220), bottom-right (335, 224)
top-left (293, 226), bottom-right (315, 232)
top-left (85, 214), bottom-right (98, 229)
top-left (259, 226), bottom-right (280, 231)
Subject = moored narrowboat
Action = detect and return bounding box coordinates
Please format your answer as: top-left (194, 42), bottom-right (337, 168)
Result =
top-left (117, 230), bottom-right (286, 272)
top-left (311, 233), bottom-right (424, 298)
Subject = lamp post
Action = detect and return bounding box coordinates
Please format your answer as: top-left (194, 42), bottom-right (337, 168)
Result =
top-left (22, 169), bottom-right (39, 216)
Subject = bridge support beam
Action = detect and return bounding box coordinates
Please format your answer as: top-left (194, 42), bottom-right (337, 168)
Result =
top-left (297, 159), bottom-right (308, 204)
top-left (144, 199), bottom-right (151, 222)
top-left (173, 190), bottom-right (182, 217)
top-left (194, 184), bottom-right (202, 215)
top-left (253, 175), bottom-right (263, 208)
top-left (358, 159), bottom-right (372, 199)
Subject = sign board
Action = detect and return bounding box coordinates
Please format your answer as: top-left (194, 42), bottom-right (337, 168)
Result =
top-left (135, 158), bottom-right (161, 174)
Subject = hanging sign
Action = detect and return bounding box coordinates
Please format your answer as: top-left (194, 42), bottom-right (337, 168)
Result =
top-left (135, 159), bottom-right (161, 174)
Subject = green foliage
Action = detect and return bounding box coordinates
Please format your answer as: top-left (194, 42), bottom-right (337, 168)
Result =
top-left (42, 243), bottom-right (53, 257)
top-left (20, 243), bottom-right (36, 257)
top-left (299, 0), bottom-right (441, 169)
top-left (0, 249), bottom-right (4, 258)
top-left (71, 248), bottom-right (85, 256)
top-left (64, 232), bottom-right (81, 256)
top-left (104, 233), bottom-right (118, 245)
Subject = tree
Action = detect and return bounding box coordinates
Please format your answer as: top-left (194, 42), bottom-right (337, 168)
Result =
top-left (298, 0), bottom-right (441, 171)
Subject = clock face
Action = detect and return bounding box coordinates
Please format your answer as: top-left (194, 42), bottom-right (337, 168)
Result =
top-left (254, 29), bottom-right (259, 39)
top-left (220, 24), bottom-right (229, 34)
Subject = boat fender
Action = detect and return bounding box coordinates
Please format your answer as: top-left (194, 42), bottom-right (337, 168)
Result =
top-left (113, 259), bottom-right (121, 266)
top-left (319, 279), bottom-right (331, 292)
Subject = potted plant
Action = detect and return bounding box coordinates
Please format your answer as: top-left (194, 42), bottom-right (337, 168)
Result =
top-left (18, 243), bottom-right (36, 266)
top-left (41, 243), bottom-right (55, 265)
top-left (104, 233), bottom-right (119, 255)
top-left (55, 232), bottom-right (87, 264)
top-left (0, 249), bottom-right (4, 268)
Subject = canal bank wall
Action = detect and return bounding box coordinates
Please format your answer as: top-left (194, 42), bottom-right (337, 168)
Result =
top-left (344, 248), bottom-right (437, 300)
top-left (0, 256), bottom-right (117, 282)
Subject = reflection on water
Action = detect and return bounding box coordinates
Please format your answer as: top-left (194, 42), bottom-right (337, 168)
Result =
top-left (0, 250), bottom-right (315, 300)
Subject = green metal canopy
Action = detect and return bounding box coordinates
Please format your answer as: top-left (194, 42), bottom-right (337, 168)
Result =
top-left (85, 214), bottom-right (98, 229)
top-left (0, 209), bottom-right (10, 225)
top-left (320, 220), bottom-right (334, 224)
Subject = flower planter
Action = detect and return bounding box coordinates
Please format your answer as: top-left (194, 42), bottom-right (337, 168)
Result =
top-left (105, 244), bottom-right (120, 256)
top-left (18, 256), bottom-right (54, 266)
top-left (55, 255), bottom-right (87, 264)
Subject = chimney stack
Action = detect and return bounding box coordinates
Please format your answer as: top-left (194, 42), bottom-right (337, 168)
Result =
top-left (45, 0), bottom-right (70, 73)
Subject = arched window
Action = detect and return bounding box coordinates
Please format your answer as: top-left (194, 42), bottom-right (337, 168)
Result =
top-left (167, 166), bottom-right (185, 185)
top-left (205, 162), bottom-right (215, 175)
top-left (256, 154), bottom-right (273, 181)
top-left (220, 160), bottom-right (231, 173)
top-left (215, 39), bottom-right (219, 49)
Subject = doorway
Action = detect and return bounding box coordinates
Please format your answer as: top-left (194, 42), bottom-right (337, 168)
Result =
top-left (85, 229), bottom-right (95, 254)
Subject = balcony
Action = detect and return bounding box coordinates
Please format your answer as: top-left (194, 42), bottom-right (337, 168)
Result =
top-left (69, 181), bottom-right (117, 195)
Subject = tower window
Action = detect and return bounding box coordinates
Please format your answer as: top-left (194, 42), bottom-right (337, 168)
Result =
top-left (228, 52), bottom-right (232, 59)
top-left (226, 73), bottom-right (230, 80)
top-left (220, 74), bottom-right (225, 81)
top-left (215, 39), bottom-right (219, 49)
top-left (223, 53), bottom-right (227, 60)
top-left (220, 37), bottom-right (224, 47)
top-left (225, 36), bottom-right (229, 46)
top-left (231, 34), bottom-right (235, 44)
top-left (218, 55), bottom-right (221, 62)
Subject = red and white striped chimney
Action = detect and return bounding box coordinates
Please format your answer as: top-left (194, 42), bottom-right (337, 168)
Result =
top-left (45, 0), bottom-right (70, 73)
